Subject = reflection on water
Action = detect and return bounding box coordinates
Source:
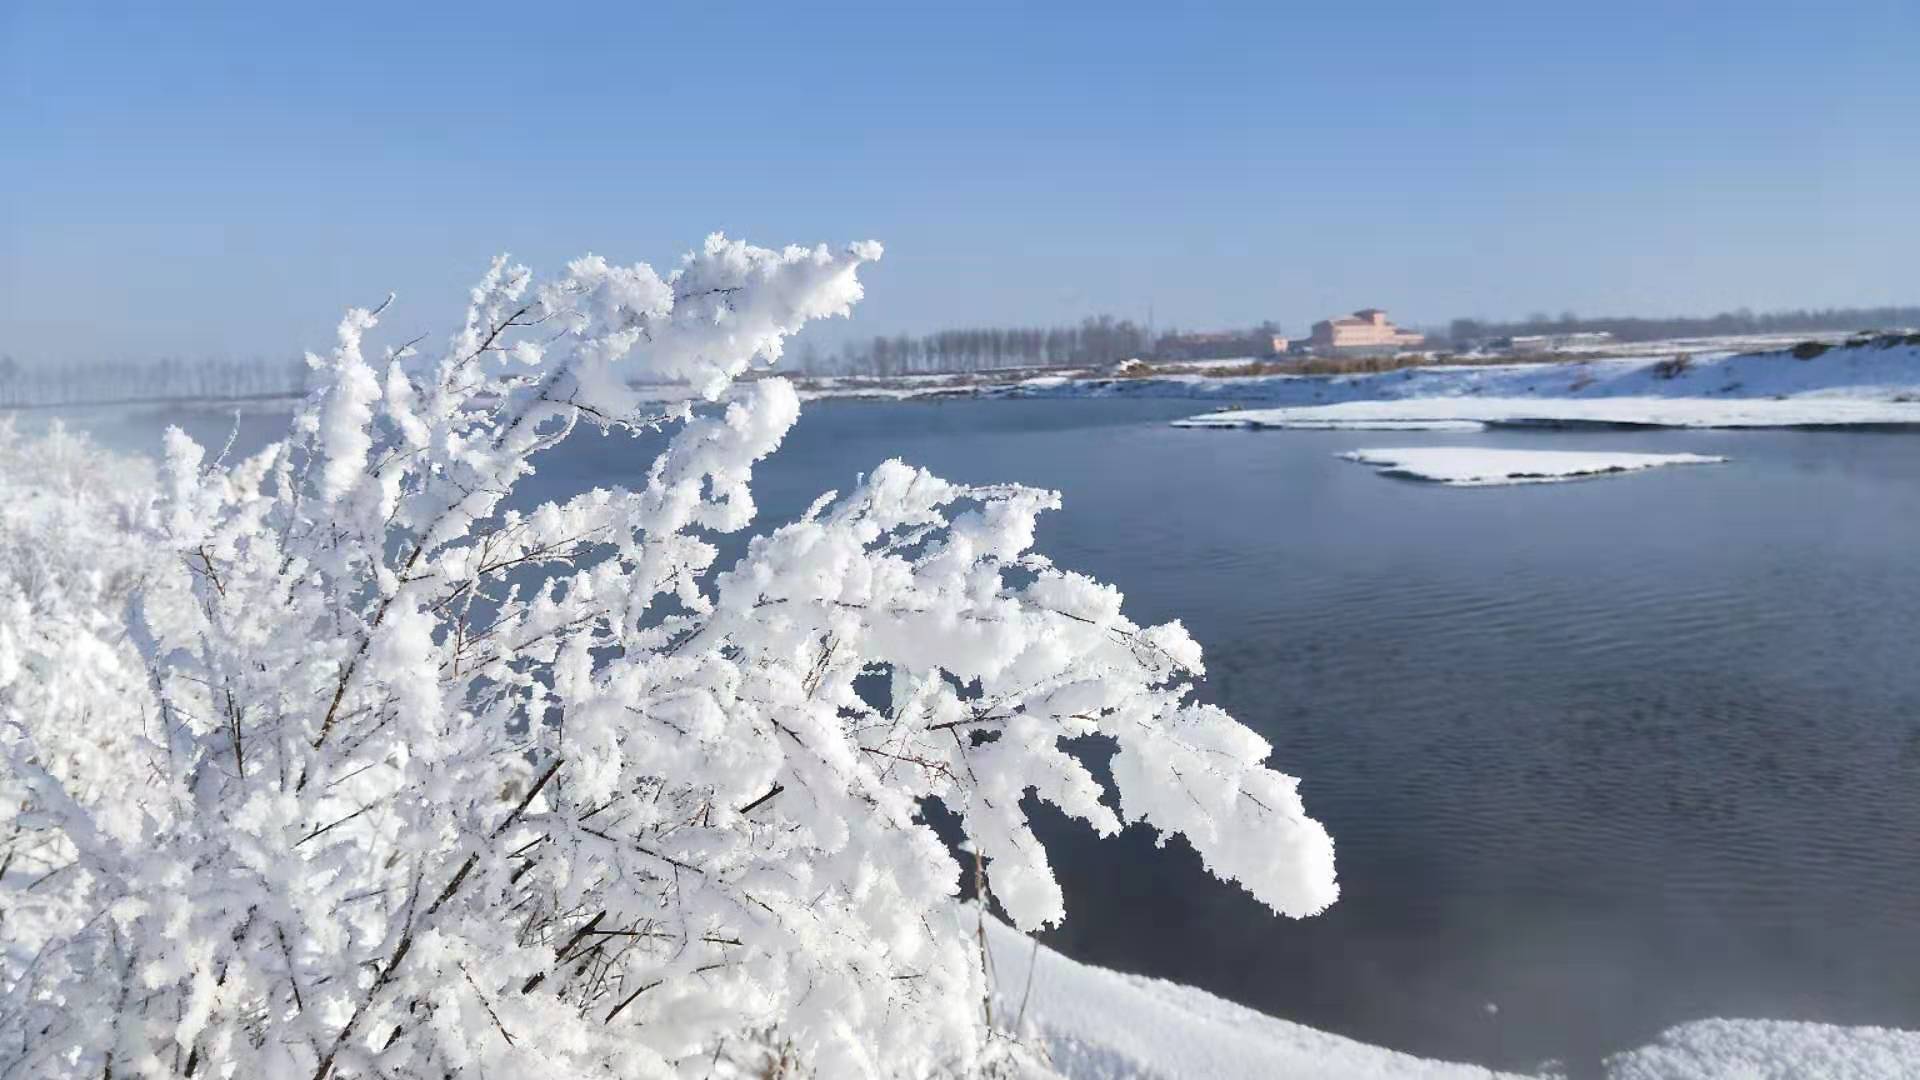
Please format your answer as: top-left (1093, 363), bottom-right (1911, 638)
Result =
top-left (64, 396), bottom-right (1920, 1075)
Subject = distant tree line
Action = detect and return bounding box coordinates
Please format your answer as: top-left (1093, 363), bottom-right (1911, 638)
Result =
top-left (0, 355), bottom-right (311, 408)
top-left (800, 315), bottom-right (1155, 376)
top-left (1446, 305), bottom-right (1920, 346)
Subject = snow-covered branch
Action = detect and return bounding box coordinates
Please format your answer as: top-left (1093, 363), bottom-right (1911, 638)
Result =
top-left (0, 234), bottom-right (1334, 1079)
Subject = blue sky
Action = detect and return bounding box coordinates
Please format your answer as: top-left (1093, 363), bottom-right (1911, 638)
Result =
top-left (3, 1), bottom-right (1915, 364)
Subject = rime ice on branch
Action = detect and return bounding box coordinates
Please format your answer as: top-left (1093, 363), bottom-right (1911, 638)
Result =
top-left (0, 234), bottom-right (1335, 1079)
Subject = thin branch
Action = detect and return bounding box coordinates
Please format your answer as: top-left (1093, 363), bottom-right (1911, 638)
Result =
top-left (736, 784), bottom-right (783, 815)
top-left (294, 804), bottom-right (377, 848)
top-left (603, 978), bottom-right (663, 1024)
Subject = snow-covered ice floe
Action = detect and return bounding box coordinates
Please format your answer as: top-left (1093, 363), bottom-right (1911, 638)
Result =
top-left (1179, 416), bottom-right (1490, 431)
top-left (987, 916), bottom-right (1920, 1078)
top-left (1175, 396), bottom-right (1920, 431)
top-left (1338, 447), bottom-right (1727, 486)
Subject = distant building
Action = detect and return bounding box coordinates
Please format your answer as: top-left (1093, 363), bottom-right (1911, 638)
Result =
top-left (1308, 309), bottom-right (1426, 353)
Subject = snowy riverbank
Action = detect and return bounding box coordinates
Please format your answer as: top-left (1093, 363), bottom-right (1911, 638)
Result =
top-left (791, 334), bottom-right (1920, 432)
top-left (1138, 338), bottom-right (1920, 431)
top-left (1146, 336), bottom-right (1920, 431)
top-left (1176, 396), bottom-right (1920, 431)
top-left (987, 917), bottom-right (1920, 1079)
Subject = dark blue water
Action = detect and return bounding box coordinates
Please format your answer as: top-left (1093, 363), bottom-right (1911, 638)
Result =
top-left (65, 396), bottom-right (1920, 1074)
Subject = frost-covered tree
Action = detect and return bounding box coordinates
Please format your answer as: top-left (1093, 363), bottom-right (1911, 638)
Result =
top-left (0, 235), bottom-right (1336, 1079)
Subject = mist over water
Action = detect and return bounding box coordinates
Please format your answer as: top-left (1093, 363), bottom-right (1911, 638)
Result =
top-left (71, 396), bottom-right (1920, 1076)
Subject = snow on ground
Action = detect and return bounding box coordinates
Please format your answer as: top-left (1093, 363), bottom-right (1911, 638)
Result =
top-left (989, 916), bottom-right (1920, 1079)
top-left (1175, 396), bottom-right (1920, 430)
top-left (790, 369), bottom-right (1098, 401)
top-left (1338, 447), bottom-right (1727, 486)
top-left (1005, 337), bottom-right (1920, 429)
top-left (1603, 1019), bottom-right (1920, 1080)
top-left (982, 917), bottom-right (1526, 1080)
top-left (1469, 331), bottom-right (1855, 361)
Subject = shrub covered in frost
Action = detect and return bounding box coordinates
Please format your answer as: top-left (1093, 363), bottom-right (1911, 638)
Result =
top-left (0, 235), bottom-right (1336, 1079)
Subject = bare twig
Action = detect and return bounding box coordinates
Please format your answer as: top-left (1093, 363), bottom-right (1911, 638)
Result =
top-left (603, 978), bottom-right (663, 1024)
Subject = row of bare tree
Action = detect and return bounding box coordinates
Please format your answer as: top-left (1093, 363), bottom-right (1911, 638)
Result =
top-left (0, 356), bottom-right (311, 407)
top-left (798, 315), bottom-right (1158, 376)
top-left (1448, 304), bottom-right (1920, 347)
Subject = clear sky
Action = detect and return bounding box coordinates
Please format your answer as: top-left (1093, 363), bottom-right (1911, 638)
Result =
top-left (3, 1), bottom-right (1916, 364)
